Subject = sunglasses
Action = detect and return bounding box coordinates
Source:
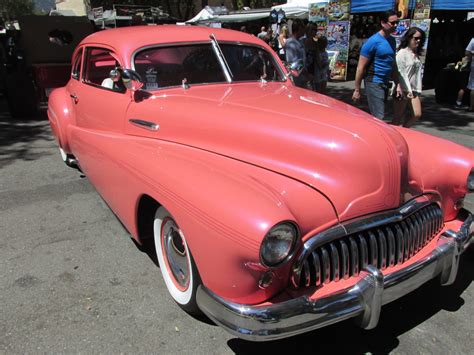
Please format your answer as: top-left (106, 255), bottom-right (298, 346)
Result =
top-left (387, 20), bottom-right (399, 26)
top-left (412, 36), bottom-right (422, 41)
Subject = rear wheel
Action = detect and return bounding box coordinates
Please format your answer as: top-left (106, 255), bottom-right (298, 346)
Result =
top-left (153, 206), bottom-right (200, 314)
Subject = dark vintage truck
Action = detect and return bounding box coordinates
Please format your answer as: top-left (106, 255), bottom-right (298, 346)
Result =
top-left (4, 15), bottom-right (93, 117)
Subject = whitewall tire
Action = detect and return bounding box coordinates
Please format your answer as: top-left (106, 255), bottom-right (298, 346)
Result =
top-left (153, 206), bottom-right (200, 313)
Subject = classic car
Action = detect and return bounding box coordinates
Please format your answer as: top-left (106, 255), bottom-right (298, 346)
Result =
top-left (47, 25), bottom-right (474, 341)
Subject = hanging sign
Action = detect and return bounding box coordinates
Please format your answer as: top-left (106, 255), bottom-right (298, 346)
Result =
top-left (413, 0), bottom-right (431, 20)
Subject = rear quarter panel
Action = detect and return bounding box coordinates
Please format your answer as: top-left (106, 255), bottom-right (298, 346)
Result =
top-left (47, 86), bottom-right (75, 152)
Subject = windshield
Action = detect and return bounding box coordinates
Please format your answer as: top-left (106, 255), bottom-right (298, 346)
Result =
top-left (134, 43), bottom-right (285, 90)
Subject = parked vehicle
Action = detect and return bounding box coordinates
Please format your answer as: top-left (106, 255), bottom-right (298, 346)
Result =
top-left (4, 15), bottom-right (93, 117)
top-left (47, 25), bottom-right (474, 341)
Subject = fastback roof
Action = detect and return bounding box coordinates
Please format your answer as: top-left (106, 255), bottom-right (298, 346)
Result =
top-left (79, 25), bottom-right (266, 66)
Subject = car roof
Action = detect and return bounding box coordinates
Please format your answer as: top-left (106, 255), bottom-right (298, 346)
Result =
top-left (80, 25), bottom-right (268, 65)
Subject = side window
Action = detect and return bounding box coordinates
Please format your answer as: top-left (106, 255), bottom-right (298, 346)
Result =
top-left (71, 48), bottom-right (83, 80)
top-left (83, 47), bottom-right (125, 93)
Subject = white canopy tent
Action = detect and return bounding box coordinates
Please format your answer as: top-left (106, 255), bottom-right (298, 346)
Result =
top-left (271, 0), bottom-right (326, 19)
top-left (186, 1), bottom-right (329, 24)
top-left (186, 7), bottom-right (271, 24)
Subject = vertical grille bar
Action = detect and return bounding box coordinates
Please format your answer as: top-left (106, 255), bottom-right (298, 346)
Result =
top-left (394, 224), bottom-right (404, 264)
top-left (349, 237), bottom-right (359, 276)
top-left (329, 243), bottom-right (340, 282)
top-left (400, 220), bottom-right (410, 261)
top-left (405, 218), bottom-right (415, 258)
top-left (358, 234), bottom-right (369, 269)
top-left (428, 207), bottom-right (436, 240)
top-left (368, 232), bottom-right (378, 267)
top-left (386, 227), bottom-right (396, 267)
top-left (302, 259), bottom-right (311, 287)
top-left (311, 251), bottom-right (322, 286)
top-left (321, 248), bottom-right (330, 284)
top-left (377, 229), bottom-right (387, 269)
top-left (339, 240), bottom-right (350, 280)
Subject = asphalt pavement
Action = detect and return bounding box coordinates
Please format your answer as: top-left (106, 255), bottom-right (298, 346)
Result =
top-left (0, 83), bottom-right (473, 354)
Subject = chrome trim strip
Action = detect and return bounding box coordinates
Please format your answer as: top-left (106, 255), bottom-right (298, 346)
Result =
top-left (128, 119), bottom-right (160, 131)
top-left (196, 210), bottom-right (472, 341)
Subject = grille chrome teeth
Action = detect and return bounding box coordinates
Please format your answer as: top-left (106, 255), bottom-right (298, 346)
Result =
top-left (329, 243), bottom-right (340, 282)
top-left (295, 204), bottom-right (444, 288)
top-left (339, 240), bottom-right (350, 280)
top-left (321, 248), bottom-right (330, 284)
top-left (311, 251), bottom-right (322, 286)
top-left (349, 237), bottom-right (359, 275)
top-left (386, 227), bottom-right (396, 267)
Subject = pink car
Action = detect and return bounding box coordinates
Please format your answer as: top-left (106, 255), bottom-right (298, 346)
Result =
top-left (47, 25), bottom-right (474, 341)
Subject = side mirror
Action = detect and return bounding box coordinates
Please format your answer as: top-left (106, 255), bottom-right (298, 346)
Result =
top-left (119, 69), bottom-right (144, 91)
top-left (285, 61), bottom-right (303, 79)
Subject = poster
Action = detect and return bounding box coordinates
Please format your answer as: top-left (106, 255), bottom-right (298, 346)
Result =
top-left (327, 21), bottom-right (350, 80)
top-left (328, 0), bottom-right (350, 21)
top-left (315, 21), bottom-right (328, 36)
top-left (309, 2), bottom-right (328, 23)
top-left (413, 0), bottom-right (431, 20)
top-left (393, 19), bottom-right (411, 48)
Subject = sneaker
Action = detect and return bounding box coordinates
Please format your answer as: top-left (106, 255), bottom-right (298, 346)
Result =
top-left (454, 103), bottom-right (468, 109)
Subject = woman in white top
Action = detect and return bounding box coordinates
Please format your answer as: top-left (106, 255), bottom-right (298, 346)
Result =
top-left (277, 26), bottom-right (289, 61)
top-left (392, 27), bottom-right (426, 127)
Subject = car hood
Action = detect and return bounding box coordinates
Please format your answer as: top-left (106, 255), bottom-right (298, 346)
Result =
top-left (127, 83), bottom-right (412, 221)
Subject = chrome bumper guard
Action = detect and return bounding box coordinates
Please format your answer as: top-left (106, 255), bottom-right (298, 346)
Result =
top-left (196, 211), bottom-right (473, 341)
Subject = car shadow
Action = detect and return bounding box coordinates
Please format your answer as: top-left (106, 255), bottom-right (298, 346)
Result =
top-left (0, 96), bottom-right (52, 169)
top-left (227, 247), bottom-right (474, 354)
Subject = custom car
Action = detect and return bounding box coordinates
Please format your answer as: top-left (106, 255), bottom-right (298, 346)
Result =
top-left (47, 25), bottom-right (474, 341)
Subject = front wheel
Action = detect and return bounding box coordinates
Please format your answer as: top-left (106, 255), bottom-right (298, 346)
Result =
top-left (153, 206), bottom-right (200, 314)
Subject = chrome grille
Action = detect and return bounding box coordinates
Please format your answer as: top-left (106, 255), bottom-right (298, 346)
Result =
top-left (294, 203), bottom-right (443, 288)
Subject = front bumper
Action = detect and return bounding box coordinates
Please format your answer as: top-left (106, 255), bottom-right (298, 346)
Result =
top-left (196, 210), bottom-right (473, 341)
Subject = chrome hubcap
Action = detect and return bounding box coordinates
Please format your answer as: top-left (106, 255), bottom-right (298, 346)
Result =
top-left (163, 221), bottom-right (190, 289)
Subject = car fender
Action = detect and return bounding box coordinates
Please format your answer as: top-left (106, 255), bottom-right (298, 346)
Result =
top-left (395, 126), bottom-right (473, 220)
top-left (47, 87), bottom-right (75, 152)
top-left (68, 127), bottom-right (338, 304)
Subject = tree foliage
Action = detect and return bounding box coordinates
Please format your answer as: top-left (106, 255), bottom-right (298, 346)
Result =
top-left (0, 0), bottom-right (35, 21)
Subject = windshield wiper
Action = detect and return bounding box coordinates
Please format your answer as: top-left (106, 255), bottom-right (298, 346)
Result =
top-left (209, 34), bottom-right (233, 83)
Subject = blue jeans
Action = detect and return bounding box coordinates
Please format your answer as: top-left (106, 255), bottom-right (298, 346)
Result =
top-left (365, 80), bottom-right (389, 119)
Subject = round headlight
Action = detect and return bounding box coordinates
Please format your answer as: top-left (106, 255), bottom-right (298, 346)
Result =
top-left (260, 222), bottom-right (298, 267)
top-left (468, 169), bottom-right (474, 192)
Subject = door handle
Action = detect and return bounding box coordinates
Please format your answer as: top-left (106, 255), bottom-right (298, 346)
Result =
top-left (129, 119), bottom-right (160, 131)
top-left (70, 93), bottom-right (78, 104)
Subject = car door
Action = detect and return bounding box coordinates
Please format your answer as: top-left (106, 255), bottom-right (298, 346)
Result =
top-left (67, 46), bottom-right (132, 213)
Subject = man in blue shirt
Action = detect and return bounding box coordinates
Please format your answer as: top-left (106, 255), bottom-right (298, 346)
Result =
top-left (352, 10), bottom-right (399, 119)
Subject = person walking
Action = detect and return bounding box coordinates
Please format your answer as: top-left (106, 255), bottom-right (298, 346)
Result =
top-left (392, 27), bottom-right (426, 127)
top-left (314, 36), bottom-right (329, 93)
top-left (352, 10), bottom-right (399, 119)
top-left (257, 26), bottom-right (268, 40)
top-left (285, 19), bottom-right (308, 88)
top-left (277, 26), bottom-right (289, 61)
top-left (465, 37), bottom-right (474, 112)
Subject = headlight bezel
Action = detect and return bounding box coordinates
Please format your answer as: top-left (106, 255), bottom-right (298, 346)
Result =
top-left (467, 168), bottom-right (474, 192)
top-left (260, 221), bottom-right (300, 268)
